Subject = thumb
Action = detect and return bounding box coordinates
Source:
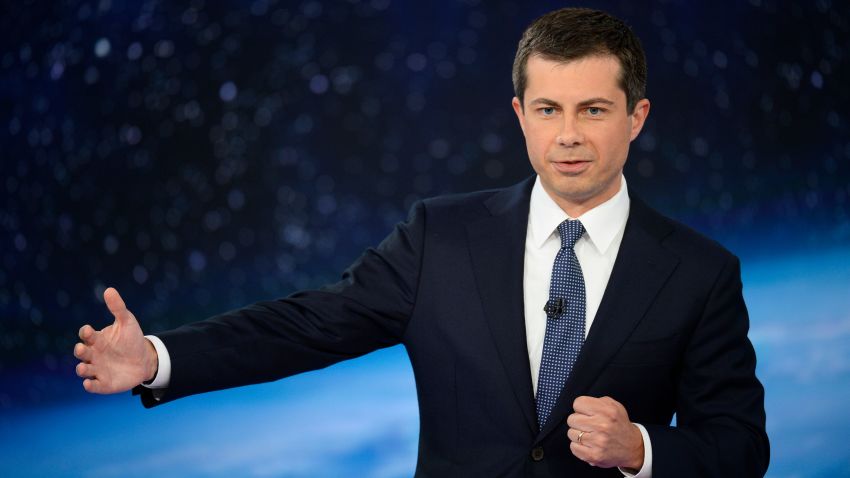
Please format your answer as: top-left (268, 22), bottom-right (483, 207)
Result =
top-left (103, 287), bottom-right (133, 324)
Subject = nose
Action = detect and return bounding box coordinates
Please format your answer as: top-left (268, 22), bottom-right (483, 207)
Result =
top-left (556, 116), bottom-right (584, 146)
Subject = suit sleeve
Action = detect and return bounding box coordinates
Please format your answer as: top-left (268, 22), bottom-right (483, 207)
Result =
top-left (133, 201), bottom-right (426, 407)
top-left (643, 254), bottom-right (769, 477)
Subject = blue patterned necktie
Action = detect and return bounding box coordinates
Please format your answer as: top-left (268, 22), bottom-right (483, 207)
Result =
top-left (536, 219), bottom-right (586, 429)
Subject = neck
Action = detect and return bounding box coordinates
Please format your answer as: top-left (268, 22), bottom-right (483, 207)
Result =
top-left (546, 186), bottom-right (621, 218)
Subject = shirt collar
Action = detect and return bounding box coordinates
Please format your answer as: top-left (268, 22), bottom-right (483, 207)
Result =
top-left (528, 175), bottom-right (631, 254)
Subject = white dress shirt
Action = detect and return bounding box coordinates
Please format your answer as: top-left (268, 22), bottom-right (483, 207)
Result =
top-left (146, 174), bottom-right (652, 475)
top-left (523, 174), bottom-right (651, 477)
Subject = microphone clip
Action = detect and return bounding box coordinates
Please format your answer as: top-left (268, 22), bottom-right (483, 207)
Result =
top-left (543, 298), bottom-right (566, 319)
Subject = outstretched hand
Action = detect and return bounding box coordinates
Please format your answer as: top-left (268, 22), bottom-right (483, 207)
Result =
top-left (74, 287), bottom-right (158, 394)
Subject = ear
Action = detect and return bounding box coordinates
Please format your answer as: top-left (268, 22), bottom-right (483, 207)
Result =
top-left (628, 98), bottom-right (650, 141)
top-left (511, 96), bottom-right (527, 135)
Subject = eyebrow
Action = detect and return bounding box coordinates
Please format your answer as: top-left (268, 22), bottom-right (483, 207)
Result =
top-left (577, 97), bottom-right (615, 108)
top-left (527, 97), bottom-right (616, 108)
top-left (527, 97), bottom-right (561, 107)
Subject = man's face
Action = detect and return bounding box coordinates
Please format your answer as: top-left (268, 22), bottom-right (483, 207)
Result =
top-left (512, 55), bottom-right (650, 217)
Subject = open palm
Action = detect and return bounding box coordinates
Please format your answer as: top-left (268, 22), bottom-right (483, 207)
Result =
top-left (74, 287), bottom-right (157, 394)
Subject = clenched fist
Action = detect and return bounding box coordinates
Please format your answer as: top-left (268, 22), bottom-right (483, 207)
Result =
top-left (566, 396), bottom-right (644, 470)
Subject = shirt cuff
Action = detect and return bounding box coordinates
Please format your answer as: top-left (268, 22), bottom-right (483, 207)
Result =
top-left (142, 335), bottom-right (172, 389)
top-left (619, 423), bottom-right (652, 478)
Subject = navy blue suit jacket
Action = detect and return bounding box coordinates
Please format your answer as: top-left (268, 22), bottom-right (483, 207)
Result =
top-left (135, 176), bottom-right (769, 477)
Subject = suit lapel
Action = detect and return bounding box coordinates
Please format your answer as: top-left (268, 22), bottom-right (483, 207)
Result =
top-left (537, 196), bottom-right (680, 441)
top-left (467, 176), bottom-right (538, 434)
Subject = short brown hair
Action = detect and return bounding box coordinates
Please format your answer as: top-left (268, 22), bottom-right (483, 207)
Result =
top-left (512, 7), bottom-right (647, 112)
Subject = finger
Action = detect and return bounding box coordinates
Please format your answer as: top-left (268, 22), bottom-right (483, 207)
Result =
top-left (567, 428), bottom-right (591, 444)
top-left (567, 412), bottom-right (595, 430)
top-left (573, 395), bottom-right (598, 414)
top-left (76, 362), bottom-right (96, 379)
top-left (104, 287), bottom-right (131, 324)
top-left (82, 378), bottom-right (101, 393)
top-left (570, 429), bottom-right (593, 445)
top-left (73, 343), bottom-right (92, 362)
top-left (570, 441), bottom-right (595, 464)
top-left (590, 396), bottom-right (628, 423)
top-left (573, 395), bottom-right (612, 416)
top-left (83, 378), bottom-right (114, 394)
top-left (78, 325), bottom-right (96, 346)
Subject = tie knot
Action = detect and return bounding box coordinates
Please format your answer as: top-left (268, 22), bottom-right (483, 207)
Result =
top-left (557, 219), bottom-right (584, 250)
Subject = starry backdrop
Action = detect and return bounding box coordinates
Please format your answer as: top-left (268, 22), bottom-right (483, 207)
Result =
top-left (1, 1), bottom-right (849, 477)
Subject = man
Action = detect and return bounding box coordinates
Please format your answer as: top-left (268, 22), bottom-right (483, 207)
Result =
top-left (74, 7), bottom-right (769, 477)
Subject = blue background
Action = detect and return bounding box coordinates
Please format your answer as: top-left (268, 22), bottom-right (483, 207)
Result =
top-left (1, 1), bottom-right (849, 476)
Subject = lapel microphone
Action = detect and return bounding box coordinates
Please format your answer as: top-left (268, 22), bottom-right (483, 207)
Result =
top-left (543, 298), bottom-right (566, 319)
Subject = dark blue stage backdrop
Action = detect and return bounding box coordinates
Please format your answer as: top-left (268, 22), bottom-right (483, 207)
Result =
top-left (1, 1), bottom-right (848, 477)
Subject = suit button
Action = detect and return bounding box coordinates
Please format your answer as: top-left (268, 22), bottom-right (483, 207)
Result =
top-left (531, 446), bottom-right (544, 461)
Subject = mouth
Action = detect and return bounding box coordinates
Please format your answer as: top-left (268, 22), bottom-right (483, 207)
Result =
top-left (551, 159), bottom-right (591, 174)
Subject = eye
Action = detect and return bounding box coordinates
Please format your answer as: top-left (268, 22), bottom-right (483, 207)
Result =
top-left (540, 107), bottom-right (556, 116)
top-left (586, 107), bottom-right (604, 116)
